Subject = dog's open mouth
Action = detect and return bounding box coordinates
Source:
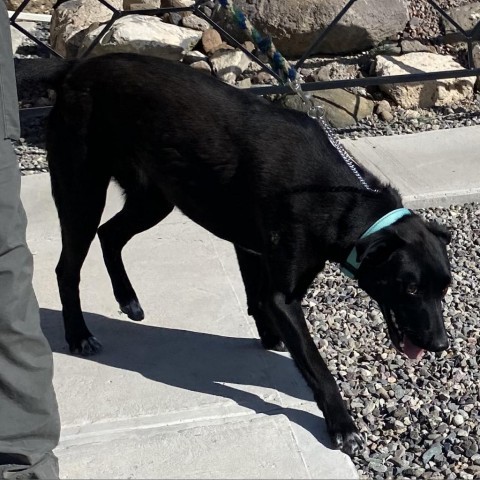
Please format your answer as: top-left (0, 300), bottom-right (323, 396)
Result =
top-left (382, 308), bottom-right (425, 360)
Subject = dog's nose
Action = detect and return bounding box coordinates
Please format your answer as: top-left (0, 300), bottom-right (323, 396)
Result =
top-left (428, 335), bottom-right (449, 352)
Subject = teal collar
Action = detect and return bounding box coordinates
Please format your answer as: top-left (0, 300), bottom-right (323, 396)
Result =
top-left (340, 208), bottom-right (412, 279)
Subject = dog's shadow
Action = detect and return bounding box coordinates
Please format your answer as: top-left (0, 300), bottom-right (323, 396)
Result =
top-left (41, 308), bottom-right (331, 448)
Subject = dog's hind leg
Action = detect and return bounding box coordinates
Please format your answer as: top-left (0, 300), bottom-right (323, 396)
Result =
top-left (50, 168), bottom-right (110, 356)
top-left (234, 246), bottom-right (286, 351)
top-left (97, 189), bottom-right (173, 320)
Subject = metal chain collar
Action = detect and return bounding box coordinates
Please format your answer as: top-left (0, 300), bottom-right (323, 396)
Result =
top-left (288, 80), bottom-right (379, 193)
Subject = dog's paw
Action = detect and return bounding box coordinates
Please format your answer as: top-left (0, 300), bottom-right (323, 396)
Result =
top-left (120, 300), bottom-right (144, 321)
top-left (260, 336), bottom-right (287, 352)
top-left (271, 341), bottom-right (288, 352)
top-left (332, 430), bottom-right (364, 457)
top-left (70, 336), bottom-right (103, 356)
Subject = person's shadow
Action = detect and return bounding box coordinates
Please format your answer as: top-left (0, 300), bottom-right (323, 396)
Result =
top-left (40, 308), bottom-right (332, 449)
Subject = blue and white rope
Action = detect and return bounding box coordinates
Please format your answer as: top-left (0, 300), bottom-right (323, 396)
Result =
top-left (218, 0), bottom-right (297, 82)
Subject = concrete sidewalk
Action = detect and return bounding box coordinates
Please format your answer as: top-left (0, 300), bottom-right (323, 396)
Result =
top-left (342, 125), bottom-right (480, 208)
top-left (21, 126), bottom-right (479, 479)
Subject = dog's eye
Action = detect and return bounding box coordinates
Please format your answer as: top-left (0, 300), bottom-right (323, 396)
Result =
top-left (406, 284), bottom-right (418, 296)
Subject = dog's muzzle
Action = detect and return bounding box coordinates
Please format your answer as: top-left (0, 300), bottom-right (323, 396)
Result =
top-left (381, 308), bottom-right (426, 360)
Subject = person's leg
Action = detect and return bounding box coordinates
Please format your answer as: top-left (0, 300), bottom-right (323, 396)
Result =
top-left (0, 4), bottom-right (60, 479)
top-left (0, 139), bottom-right (60, 480)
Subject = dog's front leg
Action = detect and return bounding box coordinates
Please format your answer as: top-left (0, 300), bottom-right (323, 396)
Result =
top-left (267, 291), bottom-right (363, 456)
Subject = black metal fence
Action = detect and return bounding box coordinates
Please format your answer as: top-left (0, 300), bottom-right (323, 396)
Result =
top-left (9, 0), bottom-right (480, 98)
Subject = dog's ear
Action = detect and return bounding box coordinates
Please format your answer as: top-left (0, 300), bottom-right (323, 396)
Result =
top-left (427, 221), bottom-right (451, 245)
top-left (356, 229), bottom-right (404, 266)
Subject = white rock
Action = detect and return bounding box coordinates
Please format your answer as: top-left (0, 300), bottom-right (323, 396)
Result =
top-left (50, 0), bottom-right (123, 58)
top-left (164, 0), bottom-right (195, 17)
top-left (183, 49), bottom-right (208, 64)
top-left (453, 414), bottom-right (465, 426)
top-left (210, 49), bottom-right (250, 84)
top-left (10, 23), bottom-right (30, 54)
top-left (237, 78), bottom-right (252, 89)
top-left (376, 53), bottom-right (475, 109)
top-left (190, 60), bottom-right (211, 74)
top-left (181, 14), bottom-right (210, 31)
top-left (472, 44), bottom-right (480, 87)
top-left (80, 15), bottom-right (202, 60)
top-left (170, 0), bottom-right (194, 7)
top-left (473, 44), bottom-right (480, 67)
top-left (123, 0), bottom-right (161, 11)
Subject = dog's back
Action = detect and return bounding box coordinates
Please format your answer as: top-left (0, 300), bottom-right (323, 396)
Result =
top-left (45, 53), bottom-right (383, 248)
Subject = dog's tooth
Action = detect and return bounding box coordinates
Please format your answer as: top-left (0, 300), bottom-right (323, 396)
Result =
top-left (390, 312), bottom-right (401, 332)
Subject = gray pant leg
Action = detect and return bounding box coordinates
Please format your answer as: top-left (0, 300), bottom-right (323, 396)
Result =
top-left (0, 140), bottom-right (60, 479)
top-left (0, 4), bottom-right (60, 479)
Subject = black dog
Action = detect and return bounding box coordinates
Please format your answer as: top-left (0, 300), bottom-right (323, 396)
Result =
top-left (17, 53), bottom-right (452, 456)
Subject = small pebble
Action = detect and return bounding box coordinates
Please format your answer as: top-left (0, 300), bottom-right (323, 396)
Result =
top-left (453, 414), bottom-right (465, 426)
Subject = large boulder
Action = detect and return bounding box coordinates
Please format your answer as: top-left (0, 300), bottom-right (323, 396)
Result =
top-left (213, 0), bottom-right (409, 57)
top-left (50, 0), bottom-right (123, 58)
top-left (281, 89), bottom-right (374, 128)
top-left (80, 15), bottom-right (202, 60)
top-left (376, 53), bottom-right (475, 109)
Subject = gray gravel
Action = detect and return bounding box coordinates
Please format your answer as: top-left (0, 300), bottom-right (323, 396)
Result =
top-left (14, 20), bottom-right (51, 174)
top-left (303, 203), bottom-right (480, 479)
top-left (406, 0), bottom-right (472, 41)
top-left (15, 116), bottom-right (48, 175)
top-left (337, 101), bottom-right (480, 140)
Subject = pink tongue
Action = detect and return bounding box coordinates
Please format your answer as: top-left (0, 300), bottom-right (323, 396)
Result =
top-left (403, 335), bottom-right (425, 360)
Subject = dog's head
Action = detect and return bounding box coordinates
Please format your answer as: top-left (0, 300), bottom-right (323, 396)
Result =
top-left (355, 214), bottom-right (451, 360)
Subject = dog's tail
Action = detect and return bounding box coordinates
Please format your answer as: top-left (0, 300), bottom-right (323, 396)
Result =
top-left (14, 57), bottom-right (75, 91)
